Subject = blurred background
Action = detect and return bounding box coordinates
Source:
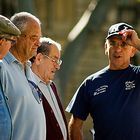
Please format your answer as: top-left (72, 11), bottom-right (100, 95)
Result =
top-left (1, 0), bottom-right (140, 139)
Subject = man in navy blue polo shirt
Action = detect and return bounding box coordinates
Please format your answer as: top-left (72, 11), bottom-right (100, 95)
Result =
top-left (66, 23), bottom-right (140, 140)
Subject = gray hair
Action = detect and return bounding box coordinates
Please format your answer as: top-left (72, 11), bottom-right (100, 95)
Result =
top-left (30, 37), bottom-right (61, 63)
top-left (10, 12), bottom-right (41, 33)
top-left (39, 37), bottom-right (61, 55)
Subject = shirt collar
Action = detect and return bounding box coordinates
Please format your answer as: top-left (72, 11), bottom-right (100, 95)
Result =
top-left (4, 52), bottom-right (31, 67)
top-left (4, 52), bottom-right (18, 64)
top-left (32, 72), bottom-right (52, 86)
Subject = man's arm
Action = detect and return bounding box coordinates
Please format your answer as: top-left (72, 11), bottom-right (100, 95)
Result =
top-left (68, 115), bottom-right (84, 140)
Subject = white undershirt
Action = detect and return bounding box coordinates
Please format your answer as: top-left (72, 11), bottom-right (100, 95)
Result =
top-left (33, 73), bottom-right (67, 140)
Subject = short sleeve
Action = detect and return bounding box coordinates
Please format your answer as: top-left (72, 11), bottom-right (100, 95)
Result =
top-left (66, 80), bottom-right (90, 120)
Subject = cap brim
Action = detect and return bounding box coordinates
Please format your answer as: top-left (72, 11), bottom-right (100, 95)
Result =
top-left (106, 33), bottom-right (122, 39)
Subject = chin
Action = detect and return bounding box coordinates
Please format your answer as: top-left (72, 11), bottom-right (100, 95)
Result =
top-left (50, 76), bottom-right (54, 81)
top-left (33, 52), bottom-right (37, 56)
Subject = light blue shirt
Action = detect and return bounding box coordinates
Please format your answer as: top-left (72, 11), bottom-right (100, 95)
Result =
top-left (0, 52), bottom-right (46, 140)
top-left (0, 81), bottom-right (12, 140)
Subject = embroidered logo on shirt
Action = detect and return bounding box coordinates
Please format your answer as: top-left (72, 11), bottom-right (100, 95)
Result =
top-left (94, 85), bottom-right (108, 96)
top-left (125, 81), bottom-right (135, 90)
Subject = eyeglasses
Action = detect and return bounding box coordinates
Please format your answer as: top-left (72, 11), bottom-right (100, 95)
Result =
top-left (21, 34), bottom-right (41, 42)
top-left (109, 40), bottom-right (127, 47)
top-left (0, 37), bottom-right (16, 45)
top-left (44, 54), bottom-right (62, 66)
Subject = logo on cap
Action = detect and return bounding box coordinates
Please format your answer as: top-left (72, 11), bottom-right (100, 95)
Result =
top-left (106, 22), bottom-right (133, 39)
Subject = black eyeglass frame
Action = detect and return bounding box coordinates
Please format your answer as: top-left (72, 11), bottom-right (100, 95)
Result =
top-left (0, 36), bottom-right (16, 45)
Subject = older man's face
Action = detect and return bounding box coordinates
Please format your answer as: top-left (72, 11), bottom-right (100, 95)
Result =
top-left (36, 45), bottom-right (61, 83)
top-left (17, 20), bottom-right (41, 60)
top-left (105, 36), bottom-right (136, 70)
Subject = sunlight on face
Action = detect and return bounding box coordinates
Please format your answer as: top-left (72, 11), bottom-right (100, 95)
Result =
top-left (105, 37), bottom-right (136, 70)
top-left (18, 20), bottom-right (42, 60)
top-left (36, 45), bottom-right (61, 83)
top-left (0, 39), bottom-right (12, 59)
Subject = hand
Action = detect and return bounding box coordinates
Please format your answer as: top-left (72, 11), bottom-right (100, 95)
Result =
top-left (119, 29), bottom-right (140, 49)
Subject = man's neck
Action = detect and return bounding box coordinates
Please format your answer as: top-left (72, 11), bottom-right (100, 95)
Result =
top-left (31, 65), bottom-right (50, 84)
top-left (10, 47), bottom-right (27, 65)
top-left (0, 55), bottom-right (4, 60)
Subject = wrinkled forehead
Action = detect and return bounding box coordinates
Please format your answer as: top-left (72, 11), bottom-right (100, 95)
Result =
top-left (106, 35), bottom-right (125, 45)
top-left (49, 44), bottom-right (60, 54)
top-left (107, 35), bottom-right (122, 41)
top-left (24, 20), bottom-right (41, 35)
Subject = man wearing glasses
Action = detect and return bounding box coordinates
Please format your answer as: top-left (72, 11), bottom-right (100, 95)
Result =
top-left (0, 15), bottom-right (20, 59)
top-left (30, 37), bottom-right (69, 140)
top-left (0, 12), bottom-right (46, 140)
top-left (0, 15), bottom-right (20, 140)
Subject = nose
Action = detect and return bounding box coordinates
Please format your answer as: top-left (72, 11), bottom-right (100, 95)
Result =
top-left (35, 39), bottom-right (41, 47)
top-left (115, 45), bottom-right (122, 52)
top-left (55, 63), bottom-right (60, 70)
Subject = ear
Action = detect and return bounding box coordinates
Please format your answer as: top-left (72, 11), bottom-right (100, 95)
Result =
top-left (0, 39), bottom-right (3, 45)
top-left (34, 53), bottom-right (43, 65)
top-left (0, 39), bottom-right (5, 45)
top-left (104, 42), bottom-right (108, 55)
top-left (130, 47), bottom-right (137, 58)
